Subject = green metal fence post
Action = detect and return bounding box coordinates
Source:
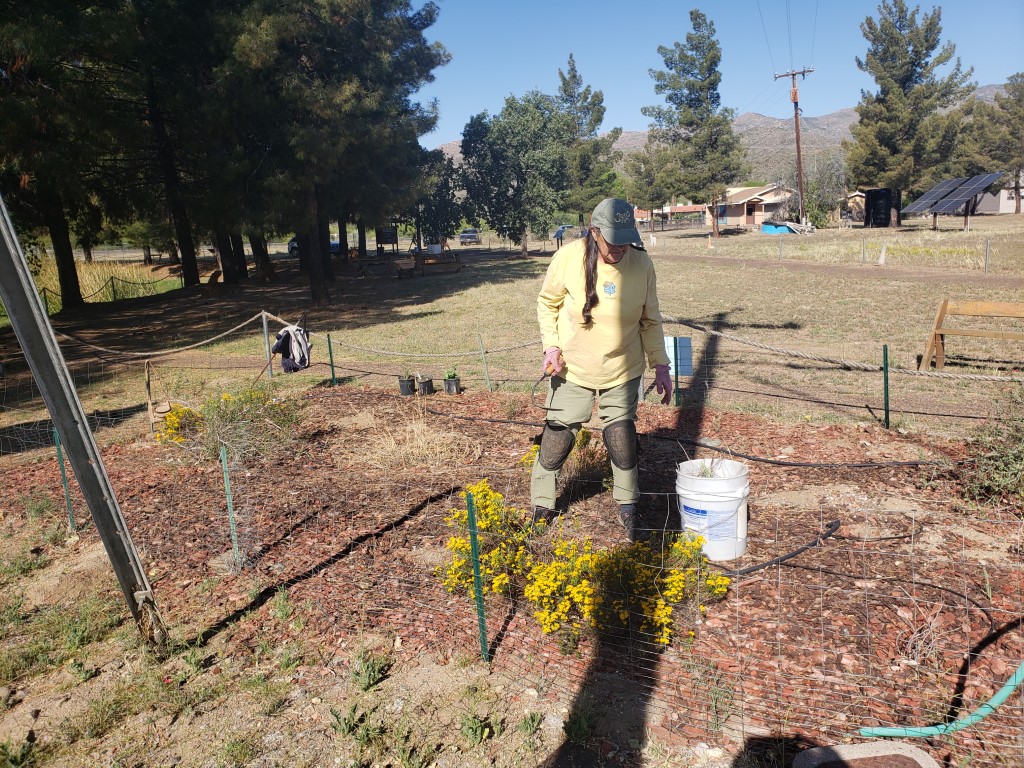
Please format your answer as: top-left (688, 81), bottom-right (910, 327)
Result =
top-left (466, 492), bottom-right (490, 663)
top-left (328, 334), bottom-right (337, 385)
top-left (262, 311), bottom-right (273, 381)
top-left (53, 427), bottom-right (76, 532)
top-left (219, 444), bottom-right (242, 568)
top-left (477, 335), bottom-right (492, 392)
top-left (883, 344), bottom-right (890, 429)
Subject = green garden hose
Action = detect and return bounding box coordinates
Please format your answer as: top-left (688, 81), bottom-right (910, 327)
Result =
top-left (859, 659), bottom-right (1024, 738)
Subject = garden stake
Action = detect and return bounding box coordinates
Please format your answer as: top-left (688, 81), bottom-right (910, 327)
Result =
top-left (465, 492), bottom-right (491, 662)
top-left (477, 334), bottom-right (492, 392)
top-left (109, 277), bottom-right (117, 303)
top-left (883, 344), bottom-right (890, 429)
top-left (261, 311), bottom-right (273, 380)
top-left (53, 427), bottom-right (76, 532)
top-left (673, 339), bottom-right (681, 406)
top-left (219, 444), bottom-right (242, 569)
top-left (327, 334), bottom-right (337, 385)
top-left (985, 238), bottom-right (990, 273)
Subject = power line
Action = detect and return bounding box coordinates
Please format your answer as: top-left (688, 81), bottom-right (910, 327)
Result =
top-left (785, 0), bottom-right (795, 70)
top-left (755, 0), bottom-right (777, 74)
top-left (809, 0), bottom-right (820, 67)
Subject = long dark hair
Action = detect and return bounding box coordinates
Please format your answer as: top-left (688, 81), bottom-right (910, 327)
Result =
top-left (582, 228), bottom-right (599, 326)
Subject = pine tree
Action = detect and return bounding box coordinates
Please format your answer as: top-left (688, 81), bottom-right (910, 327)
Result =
top-left (994, 74), bottom-right (1024, 213)
top-left (639, 9), bottom-right (746, 237)
top-left (844, 0), bottom-right (974, 224)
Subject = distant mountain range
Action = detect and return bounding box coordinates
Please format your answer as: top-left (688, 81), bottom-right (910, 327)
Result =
top-left (436, 84), bottom-right (1006, 184)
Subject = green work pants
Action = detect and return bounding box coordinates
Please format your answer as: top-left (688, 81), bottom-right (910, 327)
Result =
top-left (530, 376), bottom-right (640, 510)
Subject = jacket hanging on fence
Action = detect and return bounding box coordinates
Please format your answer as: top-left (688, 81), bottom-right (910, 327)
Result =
top-left (272, 325), bottom-right (311, 372)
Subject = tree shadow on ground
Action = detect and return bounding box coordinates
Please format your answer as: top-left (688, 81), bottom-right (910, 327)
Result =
top-left (0, 404), bottom-right (147, 455)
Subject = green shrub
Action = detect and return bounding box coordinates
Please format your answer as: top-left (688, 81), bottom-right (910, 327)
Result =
top-left (966, 386), bottom-right (1024, 507)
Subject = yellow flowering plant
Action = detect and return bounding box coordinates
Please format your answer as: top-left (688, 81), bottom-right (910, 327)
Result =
top-left (437, 479), bottom-right (535, 598)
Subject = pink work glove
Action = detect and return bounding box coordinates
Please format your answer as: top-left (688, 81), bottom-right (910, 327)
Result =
top-left (543, 347), bottom-right (564, 375)
top-left (654, 363), bottom-right (672, 405)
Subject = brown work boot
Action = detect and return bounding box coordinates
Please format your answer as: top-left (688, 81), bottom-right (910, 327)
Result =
top-left (618, 504), bottom-right (650, 543)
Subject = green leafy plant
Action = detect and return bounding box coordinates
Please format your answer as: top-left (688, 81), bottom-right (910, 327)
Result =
top-left (965, 385), bottom-right (1024, 509)
top-left (270, 586), bottom-right (293, 622)
top-left (0, 738), bottom-right (37, 767)
top-left (563, 695), bottom-right (600, 745)
top-left (330, 703), bottom-right (364, 736)
top-left (518, 711), bottom-right (543, 737)
top-left (459, 713), bottom-right (492, 746)
top-left (350, 649), bottom-right (390, 692)
top-left (444, 367), bottom-right (458, 380)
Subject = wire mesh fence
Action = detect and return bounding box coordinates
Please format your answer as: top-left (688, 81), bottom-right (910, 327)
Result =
top-left (1, 308), bottom-right (1022, 766)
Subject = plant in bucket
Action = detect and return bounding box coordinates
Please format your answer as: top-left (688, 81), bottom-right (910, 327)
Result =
top-left (676, 457), bottom-right (749, 561)
top-left (443, 366), bottom-right (461, 395)
top-left (398, 371), bottom-right (415, 396)
top-left (416, 372), bottom-right (435, 396)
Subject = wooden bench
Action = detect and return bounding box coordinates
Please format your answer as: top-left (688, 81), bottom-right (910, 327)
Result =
top-left (919, 299), bottom-right (1024, 369)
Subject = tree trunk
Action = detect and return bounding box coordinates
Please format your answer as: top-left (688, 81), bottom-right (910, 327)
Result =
top-left (305, 184), bottom-right (331, 306)
top-left (317, 199), bottom-right (334, 282)
top-left (142, 71), bottom-right (199, 287)
top-left (82, 244), bottom-right (93, 263)
top-left (229, 232), bottom-right (248, 279)
top-left (249, 234), bottom-right (272, 275)
top-left (143, 245), bottom-right (153, 265)
top-left (357, 220), bottom-right (368, 259)
top-left (1015, 172), bottom-right (1021, 214)
top-left (167, 240), bottom-right (180, 264)
top-left (335, 210), bottom-right (349, 253)
top-left (214, 232), bottom-right (235, 282)
top-left (710, 205), bottom-right (721, 238)
top-left (39, 184), bottom-right (83, 309)
top-left (520, 227), bottom-right (529, 257)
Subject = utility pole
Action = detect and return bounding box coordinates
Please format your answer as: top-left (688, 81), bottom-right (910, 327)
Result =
top-left (774, 67), bottom-right (814, 225)
top-left (0, 193), bottom-right (166, 646)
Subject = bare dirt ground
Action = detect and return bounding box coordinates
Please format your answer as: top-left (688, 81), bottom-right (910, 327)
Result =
top-left (1, 237), bottom-right (1023, 767)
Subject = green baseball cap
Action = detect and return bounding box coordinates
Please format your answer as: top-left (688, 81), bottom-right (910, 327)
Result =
top-left (590, 198), bottom-right (641, 245)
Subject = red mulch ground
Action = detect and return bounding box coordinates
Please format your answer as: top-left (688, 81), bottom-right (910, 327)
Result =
top-left (5, 386), bottom-right (1023, 767)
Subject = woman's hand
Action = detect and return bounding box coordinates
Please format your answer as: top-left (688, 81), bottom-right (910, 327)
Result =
top-left (543, 347), bottom-right (564, 375)
top-left (654, 364), bottom-right (672, 405)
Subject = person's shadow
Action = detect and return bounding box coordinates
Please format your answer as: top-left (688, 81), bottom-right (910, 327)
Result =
top-left (539, 312), bottom-right (728, 766)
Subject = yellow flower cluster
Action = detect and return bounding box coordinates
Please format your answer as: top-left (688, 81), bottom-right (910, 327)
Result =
top-left (435, 480), bottom-right (732, 651)
top-left (155, 404), bottom-right (203, 444)
top-left (437, 480), bottom-right (534, 597)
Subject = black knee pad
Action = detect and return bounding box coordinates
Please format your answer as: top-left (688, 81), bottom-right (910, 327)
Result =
top-left (603, 420), bottom-right (638, 470)
top-left (539, 424), bottom-right (575, 471)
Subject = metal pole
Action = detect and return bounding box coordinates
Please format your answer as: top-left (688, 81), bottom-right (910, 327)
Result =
top-left (40, 288), bottom-right (49, 315)
top-left (262, 311), bottom-right (273, 380)
top-left (0, 192), bottom-right (166, 645)
top-left (883, 345), bottom-right (890, 430)
top-left (327, 334), bottom-right (337, 385)
top-left (466, 492), bottom-right (490, 663)
top-left (220, 444), bottom-right (242, 569)
top-left (53, 427), bottom-right (76, 533)
top-left (477, 334), bottom-right (492, 392)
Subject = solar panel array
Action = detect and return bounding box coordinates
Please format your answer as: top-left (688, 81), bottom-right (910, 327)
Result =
top-left (900, 172), bottom-right (1004, 215)
top-left (901, 177), bottom-right (966, 214)
top-left (929, 172), bottom-right (1005, 214)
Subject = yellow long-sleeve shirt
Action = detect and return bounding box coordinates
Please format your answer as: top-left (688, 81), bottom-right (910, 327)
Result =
top-left (537, 238), bottom-right (670, 389)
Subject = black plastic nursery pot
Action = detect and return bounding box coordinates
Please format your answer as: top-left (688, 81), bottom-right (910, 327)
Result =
top-left (417, 378), bottom-right (435, 395)
top-left (444, 377), bottom-right (460, 395)
top-left (398, 376), bottom-right (415, 396)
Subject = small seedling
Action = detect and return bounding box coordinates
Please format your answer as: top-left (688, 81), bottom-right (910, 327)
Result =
top-left (518, 711), bottom-right (542, 737)
top-left (67, 659), bottom-right (98, 683)
top-left (351, 649), bottom-right (390, 691)
top-left (0, 739), bottom-right (35, 767)
top-left (460, 713), bottom-right (492, 746)
top-left (330, 703), bottom-right (364, 736)
top-left (270, 586), bottom-right (292, 622)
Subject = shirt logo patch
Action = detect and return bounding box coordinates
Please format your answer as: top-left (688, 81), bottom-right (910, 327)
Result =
top-left (602, 281), bottom-right (617, 297)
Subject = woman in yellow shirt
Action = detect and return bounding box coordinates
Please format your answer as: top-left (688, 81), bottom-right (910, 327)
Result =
top-left (532, 198), bottom-right (672, 542)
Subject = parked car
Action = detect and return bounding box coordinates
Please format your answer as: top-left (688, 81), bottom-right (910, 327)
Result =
top-left (459, 228), bottom-right (482, 245)
top-left (288, 238), bottom-right (342, 257)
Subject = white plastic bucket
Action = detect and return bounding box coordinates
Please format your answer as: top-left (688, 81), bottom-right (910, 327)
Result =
top-left (676, 458), bottom-right (749, 562)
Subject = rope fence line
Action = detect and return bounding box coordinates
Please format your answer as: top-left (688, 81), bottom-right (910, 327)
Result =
top-left (663, 314), bottom-right (1024, 382)
top-left (43, 306), bottom-right (1023, 383)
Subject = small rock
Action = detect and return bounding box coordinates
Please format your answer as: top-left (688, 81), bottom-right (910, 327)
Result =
top-left (0, 687), bottom-right (10, 705)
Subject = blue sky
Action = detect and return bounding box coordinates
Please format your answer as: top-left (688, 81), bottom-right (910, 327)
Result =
top-left (417, 0), bottom-right (1022, 148)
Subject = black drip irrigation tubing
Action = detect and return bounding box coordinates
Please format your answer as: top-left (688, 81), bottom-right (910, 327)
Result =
top-left (303, 389), bottom-right (966, 471)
